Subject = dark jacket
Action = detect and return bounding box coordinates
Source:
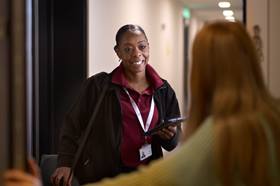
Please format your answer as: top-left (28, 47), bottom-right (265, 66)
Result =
top-left (57, 71), bottom-right (181, 184)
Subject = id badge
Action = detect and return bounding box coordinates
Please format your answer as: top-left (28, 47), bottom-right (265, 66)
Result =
top-left (139, 143), bottom-right (152, 161)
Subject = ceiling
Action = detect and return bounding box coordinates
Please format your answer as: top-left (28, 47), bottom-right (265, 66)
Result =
top-left (178, 0), bottom-right (243, 21)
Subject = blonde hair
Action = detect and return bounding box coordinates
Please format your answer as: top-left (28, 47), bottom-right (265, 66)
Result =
top-left (187, 21), bottom-right (280, 185)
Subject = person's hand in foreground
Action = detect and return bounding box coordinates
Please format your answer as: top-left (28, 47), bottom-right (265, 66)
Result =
top-left (3, 159), bottom-right (42, 186)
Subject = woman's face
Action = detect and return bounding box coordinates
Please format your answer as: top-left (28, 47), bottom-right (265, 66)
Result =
top-left (115, 30), bottom-right (149, 75)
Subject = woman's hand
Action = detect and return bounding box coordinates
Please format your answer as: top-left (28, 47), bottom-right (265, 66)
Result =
top-left (156, 125), bottom-right (177, 140)
top-left (50, 167), bottom-right (72, 186)
top-left (3, 159), bottom-right (42, 186)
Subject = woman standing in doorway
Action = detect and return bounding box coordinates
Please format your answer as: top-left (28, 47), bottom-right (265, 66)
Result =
top-left (50, 24), bottom-right (181, 185)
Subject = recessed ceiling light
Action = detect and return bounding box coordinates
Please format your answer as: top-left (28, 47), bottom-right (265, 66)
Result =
top-left (225, 16), bottom-right (235, 21)
top-left (223, 10), bottom-right (234, 16)
top-left (218, 1), bottom-right (231, 8)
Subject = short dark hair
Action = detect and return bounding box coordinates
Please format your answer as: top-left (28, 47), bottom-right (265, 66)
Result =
top-left (115, 24), bottom-right (148, 46)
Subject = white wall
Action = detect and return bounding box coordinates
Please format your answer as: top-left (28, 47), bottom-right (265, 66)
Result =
top-left (247, 0), bottom-right (269, 85)
top-left (88, 0), bottom-right (185, 111)
top-left (247, 0), bottom-right (280, 98)
top-left (268, 0), bottom-right (280, 98)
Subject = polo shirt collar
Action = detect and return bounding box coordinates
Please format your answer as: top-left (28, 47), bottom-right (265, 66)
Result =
top-left (111, 63), bottom-right (164, 90)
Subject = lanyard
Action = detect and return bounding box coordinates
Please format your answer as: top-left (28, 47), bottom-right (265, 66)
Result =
top-left (123, 88), bottom-right (155, 132)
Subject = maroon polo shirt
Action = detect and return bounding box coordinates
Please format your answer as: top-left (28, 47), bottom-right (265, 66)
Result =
top-left (112, 63), bottom-right (164, 168)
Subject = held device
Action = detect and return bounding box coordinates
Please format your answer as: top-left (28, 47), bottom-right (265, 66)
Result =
top-left (144, 116), bottom-right (187, 136)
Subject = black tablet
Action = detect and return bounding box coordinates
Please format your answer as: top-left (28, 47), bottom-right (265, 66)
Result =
top-left (144, 116), bottom-right (187, 136)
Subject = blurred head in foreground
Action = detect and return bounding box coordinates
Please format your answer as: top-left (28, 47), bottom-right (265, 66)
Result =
top-left (187, 21), bottom-right (280, 186)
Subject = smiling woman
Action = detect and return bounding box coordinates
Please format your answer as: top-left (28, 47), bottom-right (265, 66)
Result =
top-left (50, 24), bottom-right (182, 185)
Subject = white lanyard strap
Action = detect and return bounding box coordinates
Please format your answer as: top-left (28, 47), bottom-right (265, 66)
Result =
top-left (123, 88), bottom-right (155, 132)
